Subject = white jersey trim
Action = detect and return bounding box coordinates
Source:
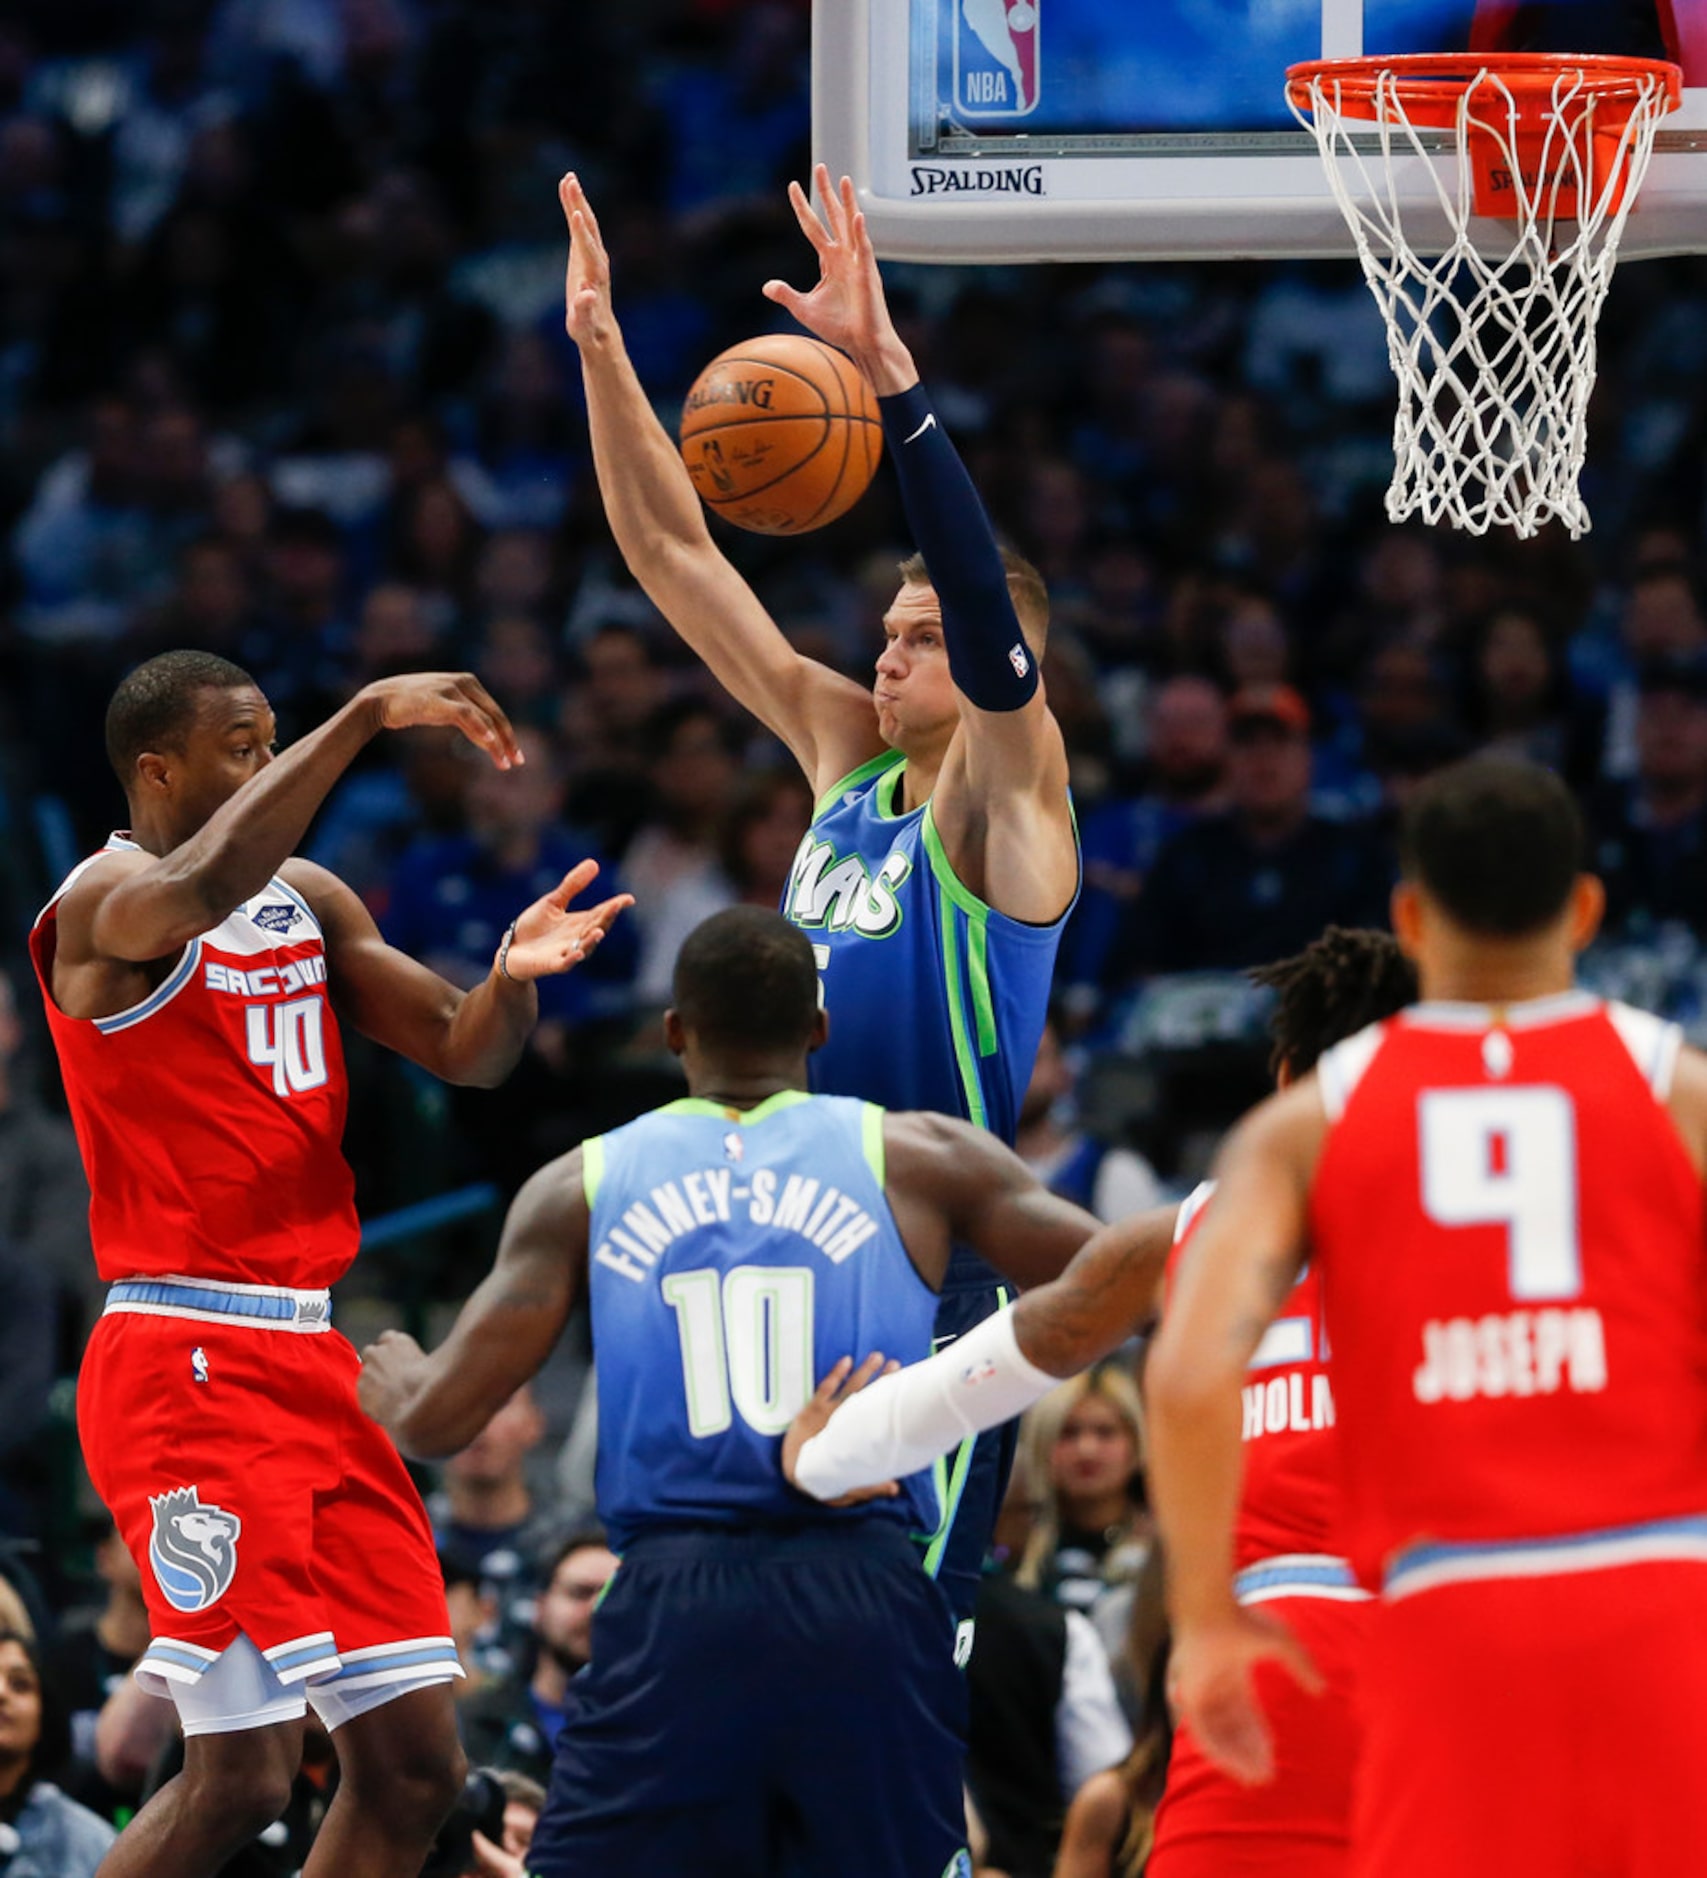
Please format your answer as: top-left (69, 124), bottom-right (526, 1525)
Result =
top-left (1233, 1553), bottom-right (1372, 1605)
top-left (1400, 989), bottom-right (1600, 1031)
top-left (1173, 1180), bottom-right (1215, 1246)
top-left (1607, 1000), bottom-right (1684, 1100)
top-left (1317, 1021), bottom-right (1388, 1122)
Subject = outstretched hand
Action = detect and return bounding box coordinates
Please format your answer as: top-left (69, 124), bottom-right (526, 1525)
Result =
top-left (762, 165), bottom-right (916, 396)
top-left (1167, 1607), bottom-right (1326, 1787)
top-left (560, 172), bottom-right (617, 351)
top-left (362, 672), bottom-right (522, 770)
top-left (782, 1352), bottom-right (901, 1504)
top-left (502, 860), bottom-right (633, 984)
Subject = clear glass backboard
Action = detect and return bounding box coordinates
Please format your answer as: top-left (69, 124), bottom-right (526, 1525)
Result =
top-left (812, 0), bottom-right (1707, 260)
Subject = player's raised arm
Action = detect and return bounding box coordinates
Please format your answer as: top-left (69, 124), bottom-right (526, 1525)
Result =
top-left (559, 174), bottom-right (881, 795)
top-left (284, 856), bottom-right (631, 1088)
top-left (359, 1149), bottom-right (591, 1459)
top-left (765, 167), bottom-right (1076, 924)
top-left (1146, 1081), bottom-right (1327, 1786)
top-left (59, 671), bottom-right (521, 971)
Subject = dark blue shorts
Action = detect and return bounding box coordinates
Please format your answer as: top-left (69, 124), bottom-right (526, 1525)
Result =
top-left (526, 1520), bottom-right (971, 1878)
top-left (917, 1276), bottom-right (1020, 1633)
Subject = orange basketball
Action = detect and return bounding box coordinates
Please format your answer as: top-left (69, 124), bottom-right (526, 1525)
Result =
top-left (679, 334), bottom-right (883, 536)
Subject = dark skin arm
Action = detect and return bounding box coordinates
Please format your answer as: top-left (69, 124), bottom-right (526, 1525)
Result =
top-left (359, 1149), bottom-right (589, 1459)
top-left (880, 1110), bottom-right (1103, 1292)
top-left (283, 858), bottom-right (630, 1088)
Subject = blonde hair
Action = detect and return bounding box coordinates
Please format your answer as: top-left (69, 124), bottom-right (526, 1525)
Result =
top-left (897, 545), bottom-right (1050, 651)
top-left (1014, 1366), bottom-right (1146, 1593)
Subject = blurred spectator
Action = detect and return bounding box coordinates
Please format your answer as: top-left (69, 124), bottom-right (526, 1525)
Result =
top-left (559, 624), bottom-right (672, 853)
top-left (475, 616), bottom-right (561, 734)
top-left (43, 1522), bottom-right (148, 1820)
top-left (1460, 607), bottom-right (1599, 784)
top-left (440, 1547), bottom-right (502, 1707)
top-left (1587, 653), bottom-right (1707, 937)
top-left (1066, 676), bottom-right (1230, 1004)
top-left (1126, 686), bottom-right (1387, 977)
top-left (1600, 564), bottom-right (1707, 778)
top-left (625, 701), bottom-right (743, 1006)
top-left (428, 1386), bottom-right (552, 1591)
top-left (457, 1531), bottom-right (617, 1788)
top-left (307, 725), bottom-right (470, 914)
top-left (252, 506), bottom-right (355, 731)
top-left (0, 1630), bottom-right (115, 1877)
top-left (1017, 1371), bottom-right (1153, 1640)
top-left (1017, 1023), bottom-right (1163, 1223)
top-left (384, 727), bottom-right (633, 1030)
top-left (463, 1769), bottom-right (546, 1878)
top-left (966, 1466), bottom-right (1134, 1878)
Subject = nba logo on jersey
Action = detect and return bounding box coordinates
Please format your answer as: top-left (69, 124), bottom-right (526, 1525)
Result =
top-left (955, 0), bottom-right (1039, 118)
top-left (148, 1486), bottom-right (242, 1613)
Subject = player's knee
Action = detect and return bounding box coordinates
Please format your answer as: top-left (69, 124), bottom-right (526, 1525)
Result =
top-left (348, 1728), bottom-right (466, 1834)
top-left (182, 1736), bottom-right (299, 1840)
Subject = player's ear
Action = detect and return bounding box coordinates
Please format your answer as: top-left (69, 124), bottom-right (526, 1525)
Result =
top-left (662, 1009), bottom-right (687, 1059)
top-left (1566, 873), bottom-right (1605, 954)
top-left (808, 1006), bottom-right (829, 1055)
top-left (135, 751), bottom-right (173, 795)
top-left (1389, 881), bottom-right (1424, 960)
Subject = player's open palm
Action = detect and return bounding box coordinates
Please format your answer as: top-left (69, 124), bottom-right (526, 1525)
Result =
top-left (560, 173), bottom-right (616, 349)
top-left (1168, 1607), bottom-right (1324, 1788)
top-left (504, 860), bottom-right (634, 982)
top-left (363, 672), bottom-right (522, 769)
top-left (764, 165), bottom-right (898, 376)
top-left (783, 1352), bottom-right (900, 1504)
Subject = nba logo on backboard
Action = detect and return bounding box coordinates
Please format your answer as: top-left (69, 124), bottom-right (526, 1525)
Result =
top-left (954, 0), bottom-right (1039, 119)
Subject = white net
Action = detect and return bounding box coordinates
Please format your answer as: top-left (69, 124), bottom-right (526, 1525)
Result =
top-left (1289, 62), bottom-right (1675, 540)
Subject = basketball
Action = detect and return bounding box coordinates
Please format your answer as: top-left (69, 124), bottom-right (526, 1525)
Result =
top-left (679, 333), bottom-right (882, 535)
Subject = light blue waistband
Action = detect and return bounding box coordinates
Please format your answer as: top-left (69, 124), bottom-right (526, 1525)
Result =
top-left (1386, 1512), bottom-right (1707, 1601)
top-left (105, 1277), bottom-right (332, 1332)
top-left (1233, 1553), bottom-right (1371, 1605)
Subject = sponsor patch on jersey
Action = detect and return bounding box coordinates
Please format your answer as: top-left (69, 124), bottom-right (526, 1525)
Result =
top-left (148, 1486), bottom-right (242, 1613)
top-left (253, 902), bottom-right (302, 935)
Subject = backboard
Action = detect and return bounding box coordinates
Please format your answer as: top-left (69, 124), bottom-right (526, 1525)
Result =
top-left (813, 1), bottom-right (1707, 261)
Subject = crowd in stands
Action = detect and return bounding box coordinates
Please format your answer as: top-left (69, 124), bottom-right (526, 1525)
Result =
top-left (5, 0), bottom-right (1707, 1871)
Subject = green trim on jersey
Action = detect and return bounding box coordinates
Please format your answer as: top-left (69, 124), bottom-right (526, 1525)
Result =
top-left (937, 891), bottom-right (988, 1131)
top-left (657, 1089), bottom-right (815, 1126)
top-left (861, 1102), bottom-right (887, 1186)
top-left (812, 750), bottom-right (902, 821)
top-left (581, 1135), bottom-right (606, 1207)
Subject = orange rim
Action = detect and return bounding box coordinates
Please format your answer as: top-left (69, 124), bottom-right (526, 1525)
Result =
top-left (1285, 53), bottom-right (1683, 130)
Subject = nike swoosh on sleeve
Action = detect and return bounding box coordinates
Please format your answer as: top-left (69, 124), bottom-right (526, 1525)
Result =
top-left (903, 413), bottom-right (938, 444)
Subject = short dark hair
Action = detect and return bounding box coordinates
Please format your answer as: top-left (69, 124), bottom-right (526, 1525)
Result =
top-left (105, 649), bottom-right (257, 786)
top-left (540, 1526), bottom-right (611, 1584)
top-left (1399, 757), bottom-right (1583, 937)
top-left (1249, 928), bottom-right (1418, 1080)
top-left (672, 907), bottom-right (819, 1056)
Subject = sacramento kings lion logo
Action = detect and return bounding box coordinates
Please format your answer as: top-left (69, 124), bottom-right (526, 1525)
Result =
top-left (148, 1487), bottom-right (242, 1612)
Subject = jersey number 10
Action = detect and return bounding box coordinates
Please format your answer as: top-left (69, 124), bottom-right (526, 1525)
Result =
top-left (1418, 1086), bottom-right (1582, 1301)
top-left (662, 1266), bottom-right (816, 1438)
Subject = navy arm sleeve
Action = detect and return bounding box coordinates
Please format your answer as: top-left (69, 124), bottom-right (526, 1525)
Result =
top-left (878, 383), bottom-right (1040, 713)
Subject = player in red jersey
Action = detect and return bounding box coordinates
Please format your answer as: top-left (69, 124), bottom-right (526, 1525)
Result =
top-left (1149, 756), bottom-right (1707, 1878)
top-left (786, 929), bottom-right (1416, 1875)
top-left (30, 650), bottom-right (629, 1878)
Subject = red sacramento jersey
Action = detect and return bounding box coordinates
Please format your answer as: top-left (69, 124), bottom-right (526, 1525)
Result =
top-left (1169, 1182), bottom-right (1340, 1572)
top-left (1310, 992), bottom-right (1707, 1589)
top-left (31, 837), bottom-right (358, 1288)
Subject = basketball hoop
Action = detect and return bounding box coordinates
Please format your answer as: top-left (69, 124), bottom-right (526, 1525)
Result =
top-left (1286, 54), bottom-right (1682, 539)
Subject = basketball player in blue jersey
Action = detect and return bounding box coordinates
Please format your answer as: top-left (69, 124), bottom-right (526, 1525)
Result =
top-left (358, 907), bottom-right (1108, 1878)
top-left (560, 167), bottom-right (1080, 1628)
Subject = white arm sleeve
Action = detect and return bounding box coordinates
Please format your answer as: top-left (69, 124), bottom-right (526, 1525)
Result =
top-left (792, 1308), bottom-right (1061, 1502)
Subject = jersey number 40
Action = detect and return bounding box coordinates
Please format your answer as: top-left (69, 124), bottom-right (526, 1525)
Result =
top-left (662, 1265), bottom-right (816, 1438)
top-left (245, 997), bottom-right (329, 1098)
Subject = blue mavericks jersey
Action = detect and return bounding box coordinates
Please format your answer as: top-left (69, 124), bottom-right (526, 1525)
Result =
top-left (783, 752), bottom-right (1075, 1145)
top-left (585, 1091), bottom-right (940, 1549)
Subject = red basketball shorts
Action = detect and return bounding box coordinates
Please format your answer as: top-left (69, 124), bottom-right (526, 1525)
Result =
top-left (1352, 1560), bottom-right (1707, 1878)
top-left (1150, 1591), bottom-right (1368, 1878)
top-left (79, 1301), bottom-right (457, 1701)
